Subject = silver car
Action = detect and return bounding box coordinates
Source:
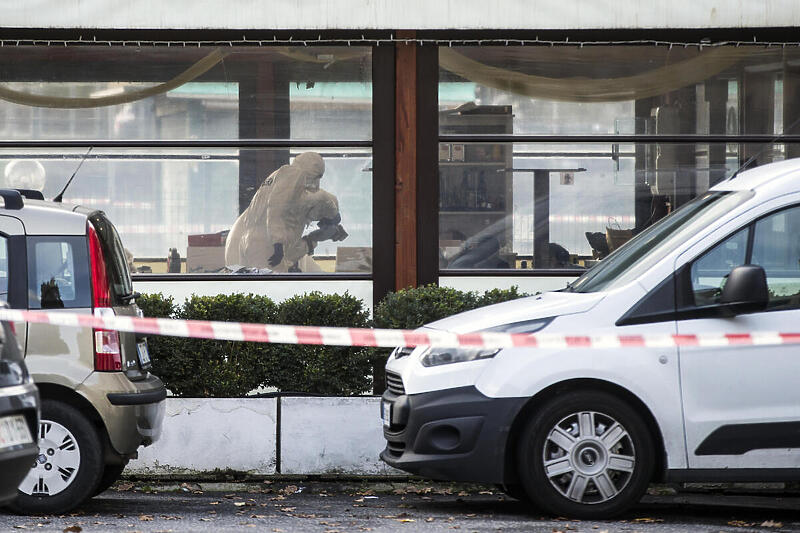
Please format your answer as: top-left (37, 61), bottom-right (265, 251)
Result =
top-left (0, 189), bottom-right (165, 514)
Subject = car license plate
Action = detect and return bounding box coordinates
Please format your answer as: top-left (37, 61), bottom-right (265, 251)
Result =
top-left (0, 414), bottom-right (33, 450)
top-left (136, 340), bottom-right (151, 368)
top-left (381, 401), bottom-right (392, 427)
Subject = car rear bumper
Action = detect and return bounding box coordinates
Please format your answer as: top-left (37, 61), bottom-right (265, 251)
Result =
top-left (77, 373), bottom-right (166, 457)
top-left (0, 383), bottom-right (39, 504)
top-left (380, 385), bottom-right (526, 484)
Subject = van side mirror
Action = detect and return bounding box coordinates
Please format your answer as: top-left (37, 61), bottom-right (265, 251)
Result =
top-left (719, 265), bottom-right (769, 315)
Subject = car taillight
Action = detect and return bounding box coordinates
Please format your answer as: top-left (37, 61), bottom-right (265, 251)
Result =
top-left (88, 223), bottom-right (121, 371)
top-left (88, 223), bottom-right (111, 308)
top-left (94, 323), bottom-right (122, 371)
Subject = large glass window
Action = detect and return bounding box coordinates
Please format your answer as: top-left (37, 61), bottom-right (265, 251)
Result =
top-left (438, 45), bottom-right (800, 272)
top-left (0, 45), bottom-right (373, 275)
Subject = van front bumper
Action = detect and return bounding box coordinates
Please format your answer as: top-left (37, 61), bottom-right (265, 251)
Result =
top-left (380, 386), bottom-right (526, 484)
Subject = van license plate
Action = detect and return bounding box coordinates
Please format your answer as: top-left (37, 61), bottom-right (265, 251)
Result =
top-left (381, 401), bottom-right (392, 427)
top-left (137, 341), bottom-right (151, 368)
top-left (0, 414), bottom-right (33, 450)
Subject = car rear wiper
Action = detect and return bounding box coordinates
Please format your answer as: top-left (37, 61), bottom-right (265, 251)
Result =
top-left (119, 291), bottom-right (141, 304)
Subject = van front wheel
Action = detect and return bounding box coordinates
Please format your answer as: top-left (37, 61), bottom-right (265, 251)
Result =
top-left (517, 391), bottom-right (654, 519)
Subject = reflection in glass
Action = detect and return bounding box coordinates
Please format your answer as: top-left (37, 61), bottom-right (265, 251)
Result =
top-left (0, 46), bottom-right (372, 141)
top-left (0, 148), bottom-right (372, 275)
top-left (439, 143), bottom-right (759, 272)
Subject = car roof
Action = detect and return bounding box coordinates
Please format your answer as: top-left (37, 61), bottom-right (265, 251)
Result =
top-left (0, 196), bottom-right (91, 236)
top-left (711, 158), bottom-right (800, 195)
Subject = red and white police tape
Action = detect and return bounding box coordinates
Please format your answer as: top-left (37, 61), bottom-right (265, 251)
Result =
top-left (1, 307), bottom-right (799, 350)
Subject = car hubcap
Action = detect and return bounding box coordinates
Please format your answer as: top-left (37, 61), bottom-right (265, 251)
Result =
top-left (20, 420), bottom-right (81, 497)
top-left (542, 410), bottom-right (635, 505)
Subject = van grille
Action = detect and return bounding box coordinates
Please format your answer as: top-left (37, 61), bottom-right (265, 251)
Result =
top-left (385, 371), bottom-right (405, 395)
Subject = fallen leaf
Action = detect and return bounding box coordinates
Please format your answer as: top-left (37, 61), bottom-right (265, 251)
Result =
top-left (139, 515), bottom-right (154, 522)
top-left (234, 502), bottom-right (247, 507)
top-left (634, 517), bottom-right (663, 523)
top-left (761, 521), bottom-right (783, 528)
top-left (728, 520), bottom-right (754, 527)
top-left (397, 518), bottom-right (416, 523)
top-left (280, 507), bottom-right (296, 513)
top-left (115, 483), bottom-right (135, 492)
top-left (280, 485), bottom-right (299, 495)
top-left (426, 517), bottom-right (435, 522)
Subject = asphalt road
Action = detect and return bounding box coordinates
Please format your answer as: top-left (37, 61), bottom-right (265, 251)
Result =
top-left (1, 481), bottom-right (799, 533)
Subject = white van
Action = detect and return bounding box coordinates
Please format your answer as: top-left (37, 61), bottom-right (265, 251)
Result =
top-left (381, 158), bottom-right (800, 518)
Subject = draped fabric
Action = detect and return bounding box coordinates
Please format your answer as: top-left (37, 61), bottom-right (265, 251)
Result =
top-left (439, 46), bottom-right (754, 102)
top-left (0, 48), bottom-right (227, 108)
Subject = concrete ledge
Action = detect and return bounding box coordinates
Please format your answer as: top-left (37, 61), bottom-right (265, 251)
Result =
top-left (280, 396), bottom-right (399, 475)
top-left (127, 396), bottom-right (397, 477)
top-left (129, 398), bottom-right (278, 476)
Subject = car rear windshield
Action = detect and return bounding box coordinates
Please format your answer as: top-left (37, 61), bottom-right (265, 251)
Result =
top-left (88, 212), bottom-right (134, 304)
top-left (28, 236), bottom-right (91, 309)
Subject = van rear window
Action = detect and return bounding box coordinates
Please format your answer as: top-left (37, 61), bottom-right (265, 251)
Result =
top-left (88, 212), bottom-right (134, 305)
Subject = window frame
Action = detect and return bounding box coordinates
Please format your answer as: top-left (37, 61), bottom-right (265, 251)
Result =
top-left (677, 203), bottom-right (800, 314)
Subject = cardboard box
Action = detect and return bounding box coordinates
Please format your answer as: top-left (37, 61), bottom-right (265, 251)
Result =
top-left (335, 246), bottom-right (372, 273)
top-left (187, 230), bottom-right (229, 247)
top-left (186, 246), bottom-right (226, 273)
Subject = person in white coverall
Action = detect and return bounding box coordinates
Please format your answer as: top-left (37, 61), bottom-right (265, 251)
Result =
top-left (224, 152), bottom-right (348, 272)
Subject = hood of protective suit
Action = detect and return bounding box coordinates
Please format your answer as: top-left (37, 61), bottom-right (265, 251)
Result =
top-left (294, 152), bottom-right (325, 179)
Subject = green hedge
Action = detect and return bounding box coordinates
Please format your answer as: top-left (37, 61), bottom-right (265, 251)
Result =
top-left (137, 285), bottom-right (528, 397)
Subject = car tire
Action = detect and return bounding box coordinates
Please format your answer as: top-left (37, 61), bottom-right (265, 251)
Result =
top-left (517, 390), bottom-right (654, 519)
top-left (9, 400), bottom-right (104, 515)
top-left (93, 462), bottom-right (127, 496)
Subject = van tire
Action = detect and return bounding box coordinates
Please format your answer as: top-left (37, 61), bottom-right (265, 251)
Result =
top-left (517, 390), bottom-right (654, 519)
top-left (9, 400), bottom-right (104, 515)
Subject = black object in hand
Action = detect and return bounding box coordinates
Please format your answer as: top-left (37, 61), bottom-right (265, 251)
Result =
top-left (268, 243), bottom-right (284, 267)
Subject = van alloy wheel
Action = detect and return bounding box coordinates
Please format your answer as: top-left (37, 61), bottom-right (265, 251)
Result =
top-left (517, 391), bottom-right (654, 519)
top-left (542, 410), bottom-right (636, 505)
top-left (20, 420), bottom-right (82, 497)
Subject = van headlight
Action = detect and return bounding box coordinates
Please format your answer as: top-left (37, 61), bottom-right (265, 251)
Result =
top-left (421, 347), bottom-right (500, 367)
top-left (420, 317), bottom-right (554, 368)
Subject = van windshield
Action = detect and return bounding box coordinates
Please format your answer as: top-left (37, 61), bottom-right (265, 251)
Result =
top-left (566, 190), bottom-right (754, 293)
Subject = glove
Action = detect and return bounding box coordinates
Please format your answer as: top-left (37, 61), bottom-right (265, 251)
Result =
top-left (268, 243), bottom-right (284, 267)
top-left (332, 224), bottom-right (348, 242)
top-left (301, 235), bottom-right (317, 255)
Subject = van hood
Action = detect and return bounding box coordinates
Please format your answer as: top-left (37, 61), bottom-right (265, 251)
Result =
top-left (423, 291), bottom-right (605, 334)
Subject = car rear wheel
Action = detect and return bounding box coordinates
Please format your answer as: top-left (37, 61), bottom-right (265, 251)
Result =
top-left (517, 391), bottom-right (654, 519)
top-left (9, 400), bottom-right (103, 515)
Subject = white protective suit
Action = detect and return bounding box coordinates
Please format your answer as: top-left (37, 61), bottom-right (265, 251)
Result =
top-left (224, 152), bottom-right (346, 272)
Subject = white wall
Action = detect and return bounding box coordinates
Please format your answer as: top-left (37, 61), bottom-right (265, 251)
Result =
top-left (134, 279), bottom-right (373, 313)
top-left (2, 1), bottom-right (799, 31)
top-left (439, 275), bottom-right (575, 295)
top-left (131, 398), bottom-right (278, 476)
top-left (128, 397), bottom-right (401, 477)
